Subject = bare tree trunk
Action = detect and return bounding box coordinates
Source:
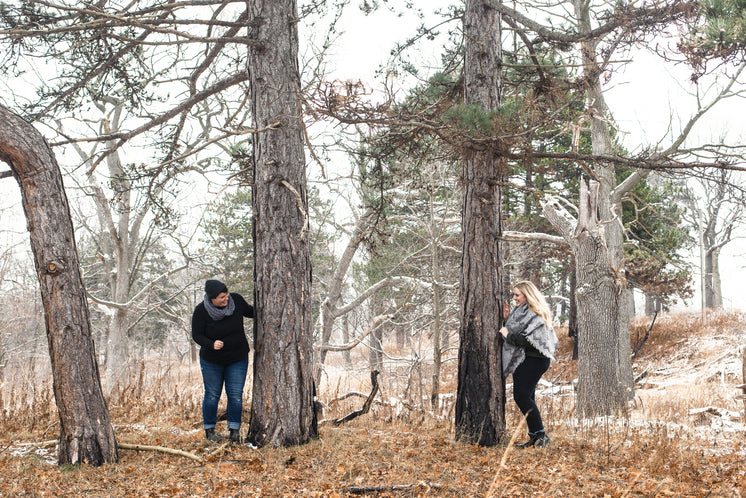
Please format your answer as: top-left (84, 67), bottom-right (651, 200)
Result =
top-left (107, 308), bottom-right (129, 384)
top-left (315, 208), bottom-right (377, 386)
top-left (644, 294), bottom-right (657, 316)
top-left (246, 0), bottom-right (317, 447)
top-left (369, 325), bottom-right (384, 373)
top-left (704, 246), bottom-right (715, 308)
top-left (711, 246), bottom-right (723, 307)
top-left (455, 0), bottom-right (506, 446)
top-left (342, 314), bottom-right (352, 369)
top-left (0, 105), bottom-right (118, 465)
top-left (569, 258), bottom-right (579, 361)
top-left (430, 221), bottom-right (443, 410)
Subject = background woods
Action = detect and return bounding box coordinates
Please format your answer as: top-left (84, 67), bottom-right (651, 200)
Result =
top-left (0, 0), bottom-right (744, 493)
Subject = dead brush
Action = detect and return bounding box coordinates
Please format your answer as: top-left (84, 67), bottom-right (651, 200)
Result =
top-left (0, 374), bottom-right (56, 434)
top-left (632, 309), bottom-right (746, 360)
top-left (106, 360), bottom-right (203, 428)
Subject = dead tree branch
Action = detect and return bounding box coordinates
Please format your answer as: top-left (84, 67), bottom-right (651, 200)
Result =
top-left (117, 442), bottom-right (204, 463)
top-left (331, 370), bottom-right (380, 426)
top-left (340, 482), bottom-right (444, 495)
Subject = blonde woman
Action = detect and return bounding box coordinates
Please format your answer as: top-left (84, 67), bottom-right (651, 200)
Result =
top-left (499, 280), bottom-right (558, 448)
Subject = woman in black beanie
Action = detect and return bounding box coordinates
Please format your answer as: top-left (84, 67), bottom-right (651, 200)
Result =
top-left (192, 279), bottom-right (254, 443)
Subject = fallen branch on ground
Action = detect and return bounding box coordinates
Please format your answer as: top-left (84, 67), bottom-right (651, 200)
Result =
top-left (340, 482), bottom-right (443, 495)
top-left (17, 440), bottom-right (56, 448)
top-left (205, 441), bottom-right (231, 459)
top-left (118, 442), bottom-right (204, 463)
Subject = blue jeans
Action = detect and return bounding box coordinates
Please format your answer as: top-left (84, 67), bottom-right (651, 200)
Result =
top-left (199, 356), bottom-right (248, 430)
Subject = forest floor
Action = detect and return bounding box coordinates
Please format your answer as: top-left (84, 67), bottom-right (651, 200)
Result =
top-left (0, 310), bottom-right (745, 497)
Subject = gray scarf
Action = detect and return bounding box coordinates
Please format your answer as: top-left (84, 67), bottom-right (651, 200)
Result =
top-left (502, 303), bottom-right (558, 377)
top-left (203, 293), bottom-right (235, 321)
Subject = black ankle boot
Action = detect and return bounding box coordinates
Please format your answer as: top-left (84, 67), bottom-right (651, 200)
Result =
top-left (205, 428), bottom-right (226, 442)
top-left (229, 429), bottom-right (241, 443)
top-left (515, 433), bottom-right (538, 449)
top-left (533, 432), bottom-right (551, 448)
top-left (515, 431), bottom-right (546, 449)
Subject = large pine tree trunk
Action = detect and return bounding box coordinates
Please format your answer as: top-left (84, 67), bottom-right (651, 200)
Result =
top-left (0, 105), bottom-right (118, 465)
top-left (246, 0), bottom-right (317, 447)
top-left (455, 0), bottom-right (506, 446)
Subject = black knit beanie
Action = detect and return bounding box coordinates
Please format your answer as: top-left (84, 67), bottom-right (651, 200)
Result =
top-left (205, 279), bottom-right (228, 299)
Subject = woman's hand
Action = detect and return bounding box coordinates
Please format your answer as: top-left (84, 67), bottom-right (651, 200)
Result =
top-left (502, 300), bottom-right (510, 320)
top-left (213, 340), bottom-right (224, 350)
top-left (499, 327), bottom-right (509, 339)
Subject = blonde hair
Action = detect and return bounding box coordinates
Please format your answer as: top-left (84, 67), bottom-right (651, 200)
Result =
top-left (514, 280), bottom-right (553, 330)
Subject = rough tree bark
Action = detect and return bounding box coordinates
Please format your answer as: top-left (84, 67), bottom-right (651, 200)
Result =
top-left (543, 179), bottom-right (630, 416)
top-left (455, 0), bottom-right (506, 446)
top-left (246, 0), bottom-right (318, 447)
top-left (0, 105), bottom-right (118, 465)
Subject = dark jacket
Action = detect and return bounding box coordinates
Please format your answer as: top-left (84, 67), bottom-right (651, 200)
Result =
top-left (191, 293), bottom-right (254, 365)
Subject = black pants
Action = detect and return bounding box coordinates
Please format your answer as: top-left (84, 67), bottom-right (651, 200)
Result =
top-left (512, 355), bottom-right (551, 434)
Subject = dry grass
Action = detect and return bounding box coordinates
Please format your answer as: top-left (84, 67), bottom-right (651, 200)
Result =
top-left (0, 310), bottom-right (744, 496)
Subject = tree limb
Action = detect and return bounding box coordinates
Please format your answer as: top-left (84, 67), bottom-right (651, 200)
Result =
top-left (117, 442), bottom-right (204, 463)
top-left (316, 314), bottom-right (391, 353)
top-left (86, 263), bottom-right (188, 310)
top-left (482, 0), bottom-right (696, 45)
top-left (502, 230), bottom-right (567, 245)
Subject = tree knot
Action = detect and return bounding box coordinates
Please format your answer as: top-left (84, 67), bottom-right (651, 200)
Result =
top-left (46, 259), bottom-right (65, 276)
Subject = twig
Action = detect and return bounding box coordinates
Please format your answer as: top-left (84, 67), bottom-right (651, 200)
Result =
top-left (205, 441), bottom-right (231, 459)
top-left (340, 482), bottom-right (443, 495)
top-left (486, 417), bottom-right (527, 497)
top-left (117, 442), bottom-right (204, 463)
top-left (632, 311), bottom-right (657, 356)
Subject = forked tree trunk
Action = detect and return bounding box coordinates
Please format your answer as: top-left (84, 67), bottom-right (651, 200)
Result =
top-left (0, 105), bottom-right (117, 465)
top-left (561, 0), bottom-right (634, 416)
top-left (246, 0), bottom-right (317, 447)
top-left (544, 180), bottom-right (630, 416)
top-left (455, 0), bottom-right (506, 446)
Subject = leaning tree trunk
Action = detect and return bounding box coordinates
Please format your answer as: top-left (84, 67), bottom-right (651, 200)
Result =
top-left (0, 105), bottom-right (118, 465)
top-left (246, 0), bottom-right (317, 447)
top-left (455, 0), bottom-right (506, 446)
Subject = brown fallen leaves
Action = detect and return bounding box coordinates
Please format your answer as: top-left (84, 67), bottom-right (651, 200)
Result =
top-left (0, 416), bottom-right (743, 497)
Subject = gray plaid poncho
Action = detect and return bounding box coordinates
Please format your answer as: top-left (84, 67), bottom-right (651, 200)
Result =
top-left (501, 303), bottom-right (558, 377)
